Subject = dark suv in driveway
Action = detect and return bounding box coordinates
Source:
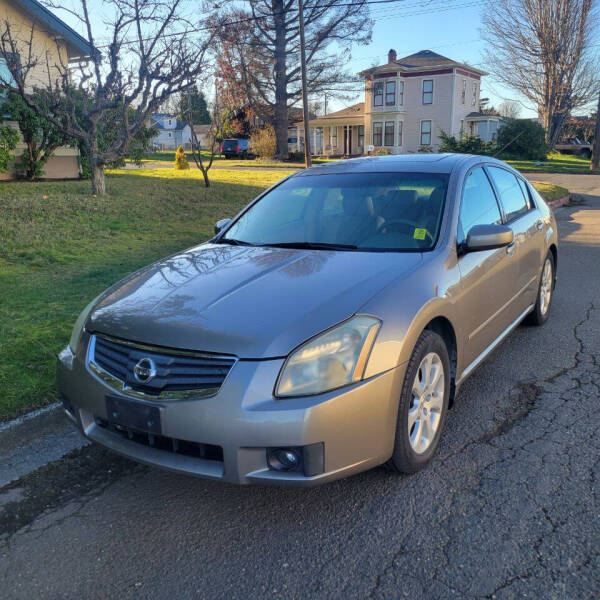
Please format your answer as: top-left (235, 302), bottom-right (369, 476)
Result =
top-left (221, 139), bottom-right (250, 159)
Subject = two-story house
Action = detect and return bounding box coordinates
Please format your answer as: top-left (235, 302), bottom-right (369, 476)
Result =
top-left (0, 0), bottom-right (93, 179)
top-left (150, 113), bottom-right (192, 150)
top-left (302, 49), bottom-right (501, 156)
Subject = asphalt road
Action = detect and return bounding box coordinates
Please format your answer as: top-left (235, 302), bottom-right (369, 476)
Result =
top-left (1, 175), bottom-right (600, 600)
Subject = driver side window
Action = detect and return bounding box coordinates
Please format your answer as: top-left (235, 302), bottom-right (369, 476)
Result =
top-left (458, 166), bottom-right (502, 245)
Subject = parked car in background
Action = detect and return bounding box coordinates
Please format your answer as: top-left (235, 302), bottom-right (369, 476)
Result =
top-left (555, 138), bottom-right (593, 159)
top-left (221, 139), bottom-right (251, 159)
top-left (59, 154), bottom-right (558, 486)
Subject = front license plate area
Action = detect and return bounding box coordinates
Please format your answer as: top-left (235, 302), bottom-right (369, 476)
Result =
top-left (106, 395), bottom-right (162, 435)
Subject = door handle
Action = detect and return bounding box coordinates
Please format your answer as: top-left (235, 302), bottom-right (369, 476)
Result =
top-left (506, 242), bottom-right (516, 255)
top-left (536, 220), bottom-right (544, 231)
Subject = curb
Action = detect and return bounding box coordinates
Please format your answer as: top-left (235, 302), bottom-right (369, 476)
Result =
top-left (0, 401), bottom-right (61, 433)
top-left (547, 194), bottom-right (570, 209)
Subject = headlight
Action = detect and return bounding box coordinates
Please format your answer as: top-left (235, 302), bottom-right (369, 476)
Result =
top-left (68, 296), bottom-right (100, 353)
top-left (275, 316), bottom-right (381, 397)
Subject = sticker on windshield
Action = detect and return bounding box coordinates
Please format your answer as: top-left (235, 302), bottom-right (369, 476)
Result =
top-left (413, 228), bottom-right (427, 240)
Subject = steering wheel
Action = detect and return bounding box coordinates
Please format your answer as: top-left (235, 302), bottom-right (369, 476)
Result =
top-left (376, 218), bottom-right (434, 242)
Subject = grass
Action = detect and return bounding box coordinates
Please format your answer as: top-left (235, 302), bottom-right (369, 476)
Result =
top-left (529, 181), bottom-right (569, 202)
top-left (0, 168), bottom-right (571, 420)
top-left (0, 168), bottom-right (288, 420)
top-left (135, 149), bottom-right (336, 169)
top-left (507, 151), bottom-right (593, 174)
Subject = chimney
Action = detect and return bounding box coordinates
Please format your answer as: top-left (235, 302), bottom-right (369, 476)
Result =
top-left (388, 49), bottom-right (397, 63)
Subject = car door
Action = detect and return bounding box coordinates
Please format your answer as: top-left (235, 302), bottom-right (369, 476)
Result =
top-left (486, 166), bottom-right (542, 314)
top-left (456, 165), bottom-right (521, 370)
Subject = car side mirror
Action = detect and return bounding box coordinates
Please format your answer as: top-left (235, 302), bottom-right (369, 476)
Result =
top-left (464, 224), bottom-right (514, 252)
top-left (214, 218), bottom-right (232, 235)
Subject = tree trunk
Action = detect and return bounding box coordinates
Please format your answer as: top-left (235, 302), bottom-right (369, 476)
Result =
top-left (201, 167), bottom-right (210, 187)
top-left (90, 159), bottom-right (106, 195)
top-left (591, 91), bottom-right (600, 172)
top-left (272, 0), bottom-right (289, 160)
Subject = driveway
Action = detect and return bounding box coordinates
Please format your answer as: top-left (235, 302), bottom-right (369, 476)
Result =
top-left (2, 175), bottom-right (599, 599)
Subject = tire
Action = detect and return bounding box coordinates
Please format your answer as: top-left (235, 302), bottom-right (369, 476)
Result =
top-left (527, 251), bottom-right (555, 326)
top-left (387, 330), bottom-right (450, 474)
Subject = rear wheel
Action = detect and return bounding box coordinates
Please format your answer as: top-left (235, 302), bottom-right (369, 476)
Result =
top-left (527, 252), bottom-right (555, 326)
top-left (387, 330), bottom-right (450, 474)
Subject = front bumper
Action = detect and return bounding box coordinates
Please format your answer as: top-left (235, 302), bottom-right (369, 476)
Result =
top-left (58, 333), bottom-right (405, 486)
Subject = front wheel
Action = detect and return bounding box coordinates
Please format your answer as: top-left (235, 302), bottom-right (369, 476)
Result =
top-left (527, 252), bottom-right (555, 326)
top-left (387, 330), bottom-right (450, 474)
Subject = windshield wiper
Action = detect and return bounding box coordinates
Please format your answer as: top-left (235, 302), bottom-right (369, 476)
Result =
top-left (262, 241), bottom-right (358, 251)
top-left (216, 237), bottom-right (256, 246)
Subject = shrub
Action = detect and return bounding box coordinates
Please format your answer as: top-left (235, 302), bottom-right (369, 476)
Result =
top-left (496, 119), bottom-right (548, 160)
top-left (374, 147), bottom-right (390, 155)
top-left (0, 122), bottom-right (19, 173)
top-left (174, 145), bottom-right (190, 169)
top-left (439, 131), bottom-right (496, 155)
top-left (250, 126), bottom-right (276, 159)
top-left (287, 151), bottom-right (305, 162)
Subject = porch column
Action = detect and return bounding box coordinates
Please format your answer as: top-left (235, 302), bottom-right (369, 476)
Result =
top-left (313, 127), bottom-right (317, 155)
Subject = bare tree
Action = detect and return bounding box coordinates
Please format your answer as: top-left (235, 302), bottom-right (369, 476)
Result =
top-left (0, 0), bottom-right (212, 194)
top-left (215, 0), bottom-right (372, 159)
top-left (185, 87), bottom-right (228, 188)
top-left (483, 0), bottom-right (599, 148)
top-left (592, 90), bottom-right (600, 171)
top-left (498, 100), bottom-right (521, 119)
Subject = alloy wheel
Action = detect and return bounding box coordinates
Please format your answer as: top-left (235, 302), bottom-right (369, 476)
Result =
top-left (408, 352), bottom-right (445, 454)
top-left (540, 258), bottom-right (553, 316)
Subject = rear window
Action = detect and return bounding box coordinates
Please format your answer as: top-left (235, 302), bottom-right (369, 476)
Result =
top-left (487, 166), bottom-right (530, 222)
top-left (222, 140), bottom-right (238, 149)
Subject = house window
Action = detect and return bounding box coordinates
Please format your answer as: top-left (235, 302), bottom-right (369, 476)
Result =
top-left (372, 122), bottom-right (383, 146)
top-left (168, 119), bottom-right (172, 125)
top-left (398, 81), bottom-right (404, 106)
top-left (420, 120), bottom-right (432, 146)
top-left (385, 81), bottom-right (396, 106)
top-left (373, 81), bottom-right (383, 107)
top-left (422, 79), bottom-right (433, 104)
top-left (461, 79), bottom-right (466, 104)
top-left (472, 82), bottom-right (478, 106)
top-left (358, 125), bottom-right (364, 149)
top-left (398, 121), bottom-right (403, 146)
top-left (384, 122), bottom-right (394, 146)
top-left (331, 127), bottom-right (337, 147)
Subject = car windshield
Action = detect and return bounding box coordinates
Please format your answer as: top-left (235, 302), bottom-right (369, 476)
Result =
top-left (220, 172), bottom-right (448, 252)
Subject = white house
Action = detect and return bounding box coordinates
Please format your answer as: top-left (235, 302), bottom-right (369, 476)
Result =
top-left (299, 49), bottom-right (502, 156)
top-left (150, 114), bottom-right (192, 150)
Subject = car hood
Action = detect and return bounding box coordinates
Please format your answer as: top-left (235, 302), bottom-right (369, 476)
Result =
top-left (87, 243), bottom-right (422, 358)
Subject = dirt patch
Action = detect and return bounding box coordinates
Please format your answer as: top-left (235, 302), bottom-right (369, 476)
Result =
top-left (0, 444), bottom-right (143, 537)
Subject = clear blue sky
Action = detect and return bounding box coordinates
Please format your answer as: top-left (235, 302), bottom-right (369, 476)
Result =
top-left (333, 0), bottom-right (537, 117)
top-left (54, 0), bottom-right (598, 119)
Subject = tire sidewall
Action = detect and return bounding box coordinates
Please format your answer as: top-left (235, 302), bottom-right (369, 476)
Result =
top-left (394, 331), bottom-right (451, 471)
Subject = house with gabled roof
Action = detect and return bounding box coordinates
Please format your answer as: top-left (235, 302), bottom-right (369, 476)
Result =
top-left (0, 0), bottom-right (93, 179)
top-left (299, 49), bottom-right (501, 156)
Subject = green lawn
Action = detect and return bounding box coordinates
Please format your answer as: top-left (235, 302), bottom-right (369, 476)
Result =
top-left (0, 168), bottom-right (288, 420)
top-left (507, 152), bottom-right (593, 174)
top-left (135, 149), bottom-right (336, 169)
top-left (0, 168), bottom-right (570, 420)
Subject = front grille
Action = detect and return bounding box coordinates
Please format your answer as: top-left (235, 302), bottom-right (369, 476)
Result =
top-left (90, 334), bottom-right (236, 399)
top-left (95, 418), bottom-right (224, 462)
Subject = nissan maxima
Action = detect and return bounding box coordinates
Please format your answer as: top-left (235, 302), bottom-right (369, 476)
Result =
top-left (58, 154), bottom-right (558, 485)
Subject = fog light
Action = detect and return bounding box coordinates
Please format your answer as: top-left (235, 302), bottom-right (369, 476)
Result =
top-left (267, 448), bottom-right (302, 472)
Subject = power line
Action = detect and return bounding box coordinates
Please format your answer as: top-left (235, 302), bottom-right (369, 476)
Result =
top-left (92, 0), bottom-right (489, 49)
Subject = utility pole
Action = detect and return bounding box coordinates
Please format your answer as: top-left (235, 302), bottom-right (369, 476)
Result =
top-left (591, 89), bottom-right (600, 172)
top-left (297, 0), bottom-right (312, 168)
top-left (324, 92), bottom-right (328, 115)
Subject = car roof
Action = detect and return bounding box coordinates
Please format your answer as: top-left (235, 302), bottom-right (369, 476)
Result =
top-left (295, 153), bottom-right (501, 176)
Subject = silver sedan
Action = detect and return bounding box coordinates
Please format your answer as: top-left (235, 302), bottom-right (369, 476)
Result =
top-left (58, 154), bottom-right (558, 485)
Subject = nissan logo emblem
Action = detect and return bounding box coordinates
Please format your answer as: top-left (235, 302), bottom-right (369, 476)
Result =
top-left (133, 357), bottom-right (157, 383)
